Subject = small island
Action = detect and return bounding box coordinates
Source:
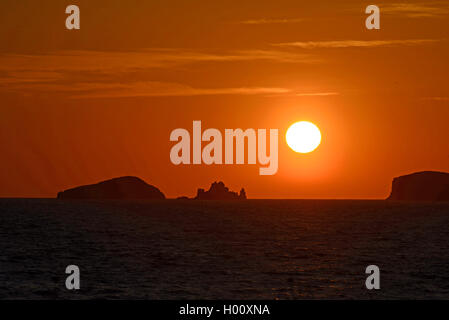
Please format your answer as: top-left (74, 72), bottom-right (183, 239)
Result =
top-left (196, 181), bottom-right (247, 200)
top-left (178, 181), bottom-right (247, 200)
top-left (57, 177), bottom-right (247, 201)
top-left (387, 171), bottom-right (449, 201)
top-left (57, 176), bottom-right (165, 200)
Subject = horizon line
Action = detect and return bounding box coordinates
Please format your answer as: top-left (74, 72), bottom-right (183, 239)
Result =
top-left (0, 197), bottom-right (389, 201)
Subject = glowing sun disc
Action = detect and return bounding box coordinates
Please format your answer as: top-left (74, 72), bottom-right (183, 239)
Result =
top-left (286, 121), bottom-right (321, 153)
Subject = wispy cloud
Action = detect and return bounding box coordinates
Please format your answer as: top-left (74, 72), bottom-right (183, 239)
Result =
top-left (0, 74), bottom-right (294, 98)
top-left (0, 48), bottom-right (322, 98)
top-left (383, 2), bottom-right (449, 18)
top-left (70, 82), bottom-right (292, 99)
top-left (274, 39), bottom-right (441, 49)
top-left (0, 77), bottom-right (340, 99)
top-left (295, 92), bottom-right (339, 97)
top-left (0, 49), bottom-right (314, 75)
top-left (0, 48), bottom-right (342, 99)
top-left (239, 18), bottom-right (303, 25)
top-left (422, 97), bottom-right (449, 101)
top-left (0, 70), bottom-right (63, 85)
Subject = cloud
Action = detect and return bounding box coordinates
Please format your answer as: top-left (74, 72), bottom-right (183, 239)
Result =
top-left (0, 78), bottom-right (293, 98)
top-left (239, 18), bottom-right (303, 25)
top-left (0, 70), bottom-right (63, 85)
top-left (73, 84), bottom-right (341, 99)
top-left (0, 49), bottom-right (314, 75)
top-left (233, 50), bottom-right (318, 63)
top-left (422, 97), bottom-right (449, 101)
top-left (383, 2), bottom-right (449, 18)
top-left (70, 82), bottom-right (293, 98)
top-left (295, 92), bottom-right (339, 97)
top-left (274, 39), bottom-right (441, 49)
top-left (0, 77), bottom-right (340, 99)
top-left (0, 48), bottom-right (321, 98)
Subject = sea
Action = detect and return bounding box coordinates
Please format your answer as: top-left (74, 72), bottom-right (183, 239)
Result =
top-left (0, 199), bottom-right (448, 299)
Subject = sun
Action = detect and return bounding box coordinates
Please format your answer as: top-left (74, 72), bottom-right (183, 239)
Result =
top-left (286, 121), bottom-right (321, 153)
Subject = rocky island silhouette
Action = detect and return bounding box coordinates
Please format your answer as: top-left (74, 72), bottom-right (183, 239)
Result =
top-left (56, 171), bottom-right (449, 201)
top-left (57, 176), bottom-right (166, 200)
top-left (176, 181), bottom-right (246, 200)
top-left (57, 177), bottom-right (246, 200)
top-left (193, 181), bottom-right (246, 200)
top-left (387, 171), bottom-right (449, 201)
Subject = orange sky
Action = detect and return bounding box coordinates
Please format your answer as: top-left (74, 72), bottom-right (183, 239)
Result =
top-left (0, 0), bottom-right (448, 198)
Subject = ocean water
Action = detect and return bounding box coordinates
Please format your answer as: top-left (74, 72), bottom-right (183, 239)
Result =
top-left (0, 199), bottom-right (449, 299)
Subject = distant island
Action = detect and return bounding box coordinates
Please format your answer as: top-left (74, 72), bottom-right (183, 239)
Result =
top-left (183, 181), bottom-right (247, 200)
top-left (57, 177), bottom-right (246, 201)
top-left (387, 171), bottom-right (449, 201)
top-left (57, 171), bottom-right (449, 201)
top-left (57, 176), bottom-right (165, 200)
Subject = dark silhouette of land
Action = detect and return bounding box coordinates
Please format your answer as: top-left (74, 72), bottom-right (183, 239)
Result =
top-left (176, 181), bottom-right (246, 200)
top-left (194, 181), bottom-right (246, 200)
top-left (57, 176), bottom-right (165, 200)
top-left (56, 171), bottom-right (449, 201)
top-left (57, 178), bottom-right (246, 201)
top-left (387, 171), bottom-right (449, 201)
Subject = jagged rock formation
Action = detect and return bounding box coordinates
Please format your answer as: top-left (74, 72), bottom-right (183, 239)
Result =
top-left (57, 176), bottom-right (165, 200)
top-left (194, 181), bottom-right (247, 200)
top-left (387, 171), bottom-right (449, 201)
